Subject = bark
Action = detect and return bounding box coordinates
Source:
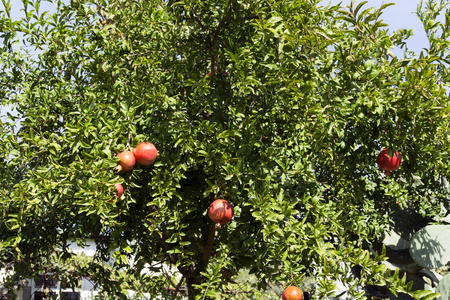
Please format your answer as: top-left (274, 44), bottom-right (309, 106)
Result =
top-left (182, 224), bottom-right (217, 300)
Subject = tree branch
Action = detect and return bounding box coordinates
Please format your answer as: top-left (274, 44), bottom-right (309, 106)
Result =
top-left (171, 274), bottom-right (185, 300)
top-left (202, 224), bottom-right (216, 265)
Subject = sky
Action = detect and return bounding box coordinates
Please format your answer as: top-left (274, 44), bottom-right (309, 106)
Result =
top-left (321, 0), bottom-right (434, 56)
top-left (0, 0), bottom-right (444, 120)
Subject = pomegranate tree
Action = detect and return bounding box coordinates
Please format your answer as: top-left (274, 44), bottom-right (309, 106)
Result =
top-left (134, 142), bottom-right (158, 165)
top-left (282, 286), bottom-right (303, 300)
top-left (208, 199), bottom-right (233, 225)
top-left (114, 151), bottom-right (136, 173)
top-left (376, 148), bottom-right (401, 176)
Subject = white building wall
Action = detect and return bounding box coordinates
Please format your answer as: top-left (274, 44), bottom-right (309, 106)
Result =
top-left (67, 240), bottom-right (97, 257)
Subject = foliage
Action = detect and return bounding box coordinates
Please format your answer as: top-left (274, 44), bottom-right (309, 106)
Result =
top-left (1, 0), bottom-right (450, 299)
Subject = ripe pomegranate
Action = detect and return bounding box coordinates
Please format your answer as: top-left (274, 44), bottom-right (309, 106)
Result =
top-left (282, 286), bottom-right (303, 300)
top-left (376, 148), bottom-right (401, 176)
top-left (222, 268), bottom-right (236, 282)
top-left (115, 183), bottom-right (123, 200)
top-left (114, 151), bottom-right (136, 173)
top-left (134, 142), bottom-right (158, 165)
top-left (208, 199), bottom-right (233, 225)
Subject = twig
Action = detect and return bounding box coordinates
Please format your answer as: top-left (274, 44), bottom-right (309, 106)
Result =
top-left (171, 275), bottom-right (185, 300)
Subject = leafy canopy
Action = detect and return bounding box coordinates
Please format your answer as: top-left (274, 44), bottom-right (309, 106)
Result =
top-left (1, 0), bottom-right (450, 299)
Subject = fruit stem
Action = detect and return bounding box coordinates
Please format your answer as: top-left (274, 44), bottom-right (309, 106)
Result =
top-left (113, 165), bottom-right (122, 173)
top-left (385, 170), bottom-right (391, 176)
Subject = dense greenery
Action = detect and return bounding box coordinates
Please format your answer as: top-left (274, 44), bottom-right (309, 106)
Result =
top-left (1, 0), bottom-right (450, 299)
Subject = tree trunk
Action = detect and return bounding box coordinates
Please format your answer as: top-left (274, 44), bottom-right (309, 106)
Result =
top-left (183, 224), bottom-right (216, 299)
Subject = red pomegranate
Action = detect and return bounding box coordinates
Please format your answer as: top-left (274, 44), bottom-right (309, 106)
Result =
top-left (114, 151), bottom-right (136, 173)
top-left (108, 183), bottom-right (123, 203)
top-left (222, 268), bottom-right (236, 282)
top-left (376, 148), bottom-right (401, 176)
top-left (115, 183), bottom-right (123, 200)
top-left (134, 142), bottom-right (158, 165)
top-left (282, 286), bottom-right (303, 300)
top-left (208, 199), bottom-right (233, 225)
